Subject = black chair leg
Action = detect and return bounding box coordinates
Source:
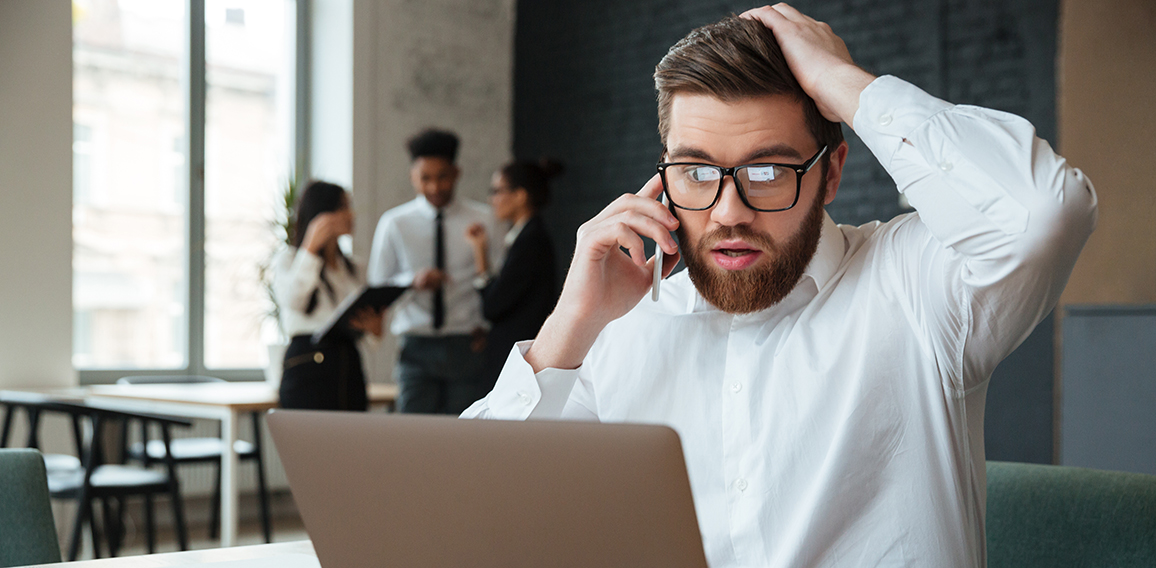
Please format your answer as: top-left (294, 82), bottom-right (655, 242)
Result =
top-left (209, 459), bottom-right (222, 539)
top-left (169, 482), bottom-right (188, 551)
top-left (144, 493), bottom-right (156, 554)
top-left (87, 499), bottom-right (103, 559)
top-left (0, 405), bottom-right (12, 447)
top-left (67, 493), bottom-right (89, 561)
top-left (252, 412), bottom-right (272, 543)
top-left (101, 498), bottom-right (119, 557)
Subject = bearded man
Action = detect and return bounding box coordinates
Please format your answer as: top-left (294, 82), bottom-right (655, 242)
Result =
top-left (464, 4), bottom-right (1097, 567)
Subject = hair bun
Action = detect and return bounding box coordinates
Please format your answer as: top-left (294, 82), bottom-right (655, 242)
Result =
top-left (537, 157), bottom-right (565, 179)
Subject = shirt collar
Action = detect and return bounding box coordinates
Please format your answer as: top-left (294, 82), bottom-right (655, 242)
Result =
top-left (505, 218), bottom-right (529, 247)
top-left (685, 211), bottom-right (845, 314)
top-left (415, 195), bottom-right (457, 218)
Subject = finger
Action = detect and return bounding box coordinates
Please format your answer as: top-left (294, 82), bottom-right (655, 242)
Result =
top-left (770, 2), bottom-right (812, 24)
top-left (740, 4), bottom-right (790, 28)
top-left (635, 173), bottom-right (663, 199)
top-left (609, 211), bottom-right (678, 255)
top-left (592, 193), bottom-right (679, 232)
top-left (610, 223), bottom-right (648, 267)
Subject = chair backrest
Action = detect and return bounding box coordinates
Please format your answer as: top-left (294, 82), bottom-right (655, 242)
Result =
top-left (986, 461), bottom-right (1156, 568)
top-left (0, 449), bottom-right (62, 566)
top-left (116, 375), bottom-right (225, 385)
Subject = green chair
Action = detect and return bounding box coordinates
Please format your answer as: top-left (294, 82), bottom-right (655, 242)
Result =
top-left (986, 461), bottom-right (1156, 567)
top-left (0, 449), bottom-right (61, 566)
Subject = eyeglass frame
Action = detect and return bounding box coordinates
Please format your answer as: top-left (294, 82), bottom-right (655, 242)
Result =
top-left (656, 145), bottom-right (828, 213)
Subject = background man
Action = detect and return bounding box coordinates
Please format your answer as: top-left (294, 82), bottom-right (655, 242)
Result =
top-left (368, 129), bottom-right (499, 414)
top-left (465, 4), bottom-right (1097, 567)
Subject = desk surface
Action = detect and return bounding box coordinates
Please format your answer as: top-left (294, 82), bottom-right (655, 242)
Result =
top-left (26, 541), bottom-right (318, 567)
top-left (3, 382), bottom-right (398, 411)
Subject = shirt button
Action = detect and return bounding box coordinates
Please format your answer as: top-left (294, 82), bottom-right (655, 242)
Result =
top-left (878, 113), bottom-right (893, 126)
top-left (313, 352), bottom-right (324, 364)
top-left (735, 478), bottom-right (748, 492)
top-left (939, 161), bottom-right (954, 172)
top-left (516, 392), bottom-right (532, 405)
top-left (730, 382), bottom-right (742, 393)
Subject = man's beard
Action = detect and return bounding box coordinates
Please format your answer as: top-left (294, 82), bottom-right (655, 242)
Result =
top-left (677, 188), bottom-right (826, 314)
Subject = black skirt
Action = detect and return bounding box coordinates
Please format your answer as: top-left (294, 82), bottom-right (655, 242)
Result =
top-left (279, 334), bottom-right (368, 411)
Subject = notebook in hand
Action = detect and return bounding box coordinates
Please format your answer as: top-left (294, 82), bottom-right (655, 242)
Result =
top-left (310, 285), bottom-right (407, 345)
top-left (267, 411), bottom-right (708, 568)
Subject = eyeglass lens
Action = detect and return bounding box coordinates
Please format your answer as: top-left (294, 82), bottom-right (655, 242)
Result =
top-left (663, 164), bottom-right (797, 211)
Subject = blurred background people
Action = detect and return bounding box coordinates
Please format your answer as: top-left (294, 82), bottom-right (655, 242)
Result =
top-left (367, 129), bottom-right (500, 414)
top-left (273, 180), bottom-right (381, 411)
top-left (466, 159), bottom-right (562, 393)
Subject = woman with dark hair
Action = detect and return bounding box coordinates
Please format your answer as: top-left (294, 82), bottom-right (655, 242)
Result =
top-left (272, 180), bottom-right (381, 411)
top-left (465, 159), bottom-right (562, 393)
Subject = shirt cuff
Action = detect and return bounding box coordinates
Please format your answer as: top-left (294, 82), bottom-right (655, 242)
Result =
top-left (487, 340), bottom-right (581, 420)
top-left (853, 75), bottom-right (953, 171)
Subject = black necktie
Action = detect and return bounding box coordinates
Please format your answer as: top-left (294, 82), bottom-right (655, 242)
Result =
top-left (433, 210), bottom-right (445, 330)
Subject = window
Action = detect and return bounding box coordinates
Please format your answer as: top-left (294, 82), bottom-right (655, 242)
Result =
top-left (73, 0), bottom-right (301, 380)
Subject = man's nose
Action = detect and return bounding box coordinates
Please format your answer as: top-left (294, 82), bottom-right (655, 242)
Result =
top-left (710, 176), bottom-right (756, 226)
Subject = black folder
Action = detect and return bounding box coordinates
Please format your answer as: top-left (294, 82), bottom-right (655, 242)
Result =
top-left (311, 285), bottom-right (408, 345)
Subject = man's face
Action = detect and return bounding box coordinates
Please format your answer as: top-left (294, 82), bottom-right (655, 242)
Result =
top-left (664, 93), bottom-right (845, 313)
top-left (410, 156), bottom-right (459, 209)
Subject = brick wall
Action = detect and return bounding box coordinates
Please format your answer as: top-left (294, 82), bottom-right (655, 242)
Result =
top-left (513, 0), bottom-right (1059, 463)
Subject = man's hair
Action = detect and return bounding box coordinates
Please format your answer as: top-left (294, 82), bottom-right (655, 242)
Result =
top-left (654, 16), bottom-right (843, 156)
top-left (406, 128), bottom-right (460, 162)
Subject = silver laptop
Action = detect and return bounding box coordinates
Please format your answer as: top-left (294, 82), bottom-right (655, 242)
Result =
top-left (267, 410), bottom-right (708, 568)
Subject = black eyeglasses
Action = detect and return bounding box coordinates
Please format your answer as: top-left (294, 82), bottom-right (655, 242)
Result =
top-left (657, 145), bottom-right (827, 212)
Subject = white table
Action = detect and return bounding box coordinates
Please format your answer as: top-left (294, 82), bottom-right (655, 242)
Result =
top-left (5, 382), bottom-right (397, 548)
top-left (23, 540), bottom-right (318, 567)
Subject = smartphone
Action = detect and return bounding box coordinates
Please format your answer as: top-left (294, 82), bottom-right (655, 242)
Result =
top-left (652, 193), bottom-right (669, 302)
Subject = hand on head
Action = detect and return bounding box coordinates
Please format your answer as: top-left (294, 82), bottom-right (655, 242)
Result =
top-left (301, 212), bottom-right (350, 256)
top-left (740, 3), bottom-right (875, 127)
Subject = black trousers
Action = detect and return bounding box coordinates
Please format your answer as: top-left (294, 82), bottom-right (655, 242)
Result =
top-left (279, 335), bottom-right (368, 411)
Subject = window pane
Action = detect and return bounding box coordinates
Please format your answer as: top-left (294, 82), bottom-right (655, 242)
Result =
top-left (204, 0), bottom-right (295, 369)
top-left (73, 0), bottom-right (188, 369)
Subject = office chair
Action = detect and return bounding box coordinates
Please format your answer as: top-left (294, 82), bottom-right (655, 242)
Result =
top-left (117, 375), bottom-right (272, 543)
top-left (0, 448), bottom-right (62, 567)
top-left (986, 461), bottom-right (1156, 567)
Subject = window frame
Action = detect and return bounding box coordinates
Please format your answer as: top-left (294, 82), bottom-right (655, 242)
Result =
top-left (78, 0), bottom-right (311, 385)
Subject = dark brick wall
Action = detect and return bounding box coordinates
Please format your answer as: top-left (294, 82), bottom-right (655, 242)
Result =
top-left (513, 0), bottom-right (1059, 463)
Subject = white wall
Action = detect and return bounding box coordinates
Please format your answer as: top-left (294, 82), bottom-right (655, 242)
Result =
top-left (0, 0), bottom-right (75, 388)
top-left (313, 0), bottom-right (516, 382)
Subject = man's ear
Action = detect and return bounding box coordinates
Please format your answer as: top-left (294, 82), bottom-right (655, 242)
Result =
top-left (823, 141), bottom-right (849, 205)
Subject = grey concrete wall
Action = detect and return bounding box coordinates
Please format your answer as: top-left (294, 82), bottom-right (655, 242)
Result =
top-left (0, 0), bottom-right (75, 388)
top-left (334, 0), bottom-right (516, 382)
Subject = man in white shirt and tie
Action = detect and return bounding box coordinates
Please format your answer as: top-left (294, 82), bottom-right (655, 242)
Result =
top-left (368, 129), bottom-right (499, 414)
top-left (464, 4), bottom-right (1097, 567)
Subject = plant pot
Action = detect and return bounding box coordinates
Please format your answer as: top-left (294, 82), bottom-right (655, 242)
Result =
top-left (265, 341), bottom-right (289, 388)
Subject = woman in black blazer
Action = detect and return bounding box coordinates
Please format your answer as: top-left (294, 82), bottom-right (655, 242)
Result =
top-left (466, 159), bottom-right (562, 392)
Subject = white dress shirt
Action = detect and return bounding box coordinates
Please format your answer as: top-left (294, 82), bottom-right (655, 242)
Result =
top-left (367, 196), bottom-right (501, 337)
top-left (272, 247), bottom-right (365, 338)
top-left (462, 76), bottom-right (1097, 568)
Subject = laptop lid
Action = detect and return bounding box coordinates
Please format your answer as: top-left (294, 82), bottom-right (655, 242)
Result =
top-left (267, 411), bottom-right (708, 568)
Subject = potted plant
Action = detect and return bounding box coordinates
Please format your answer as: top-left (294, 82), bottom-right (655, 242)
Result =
top-left (259, 171), bottom-right (303, 386)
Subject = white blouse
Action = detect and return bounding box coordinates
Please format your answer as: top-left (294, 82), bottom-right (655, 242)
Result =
top-left (272, 246), bottom-right (366, 339)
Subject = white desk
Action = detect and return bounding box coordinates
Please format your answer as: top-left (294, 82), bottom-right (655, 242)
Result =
top-left (23, 540), bottom-right (318, 567)
top-left (3, 382), bottom-right (397, 548)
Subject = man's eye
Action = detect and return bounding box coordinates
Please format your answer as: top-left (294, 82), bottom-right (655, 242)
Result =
top-left (746, 166), bottom-right (778, 182)
top-left (688, 167), bottom-right (720, 183)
